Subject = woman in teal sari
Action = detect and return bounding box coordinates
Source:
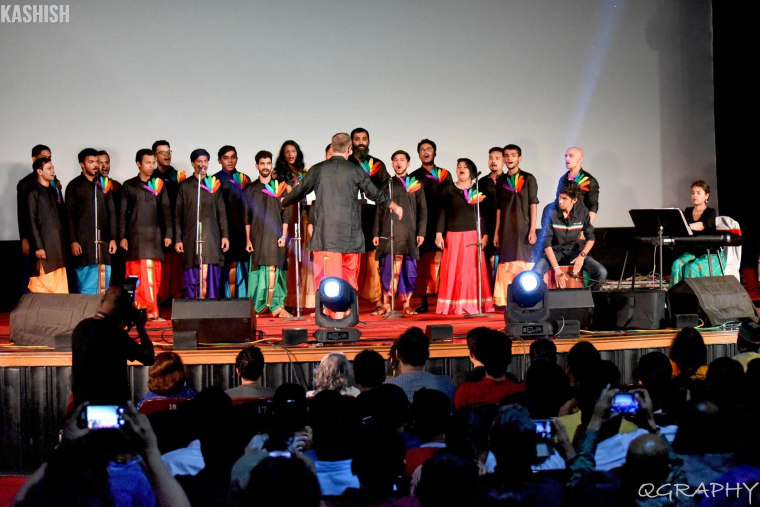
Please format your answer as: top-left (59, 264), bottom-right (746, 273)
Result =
top-left (670, 180), bottom-right (725, 286)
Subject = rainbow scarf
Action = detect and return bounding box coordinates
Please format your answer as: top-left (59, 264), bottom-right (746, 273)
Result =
top-left (53, 177), bottom-right (62, 203)
top-left (463, 188), bottom-right (485, 204)
top-left (143, 177), bottom-right (164, 196)
top-left (503, 172), bottom-right (524, 194)
top-left (360, 157), bottom-right (382, 177)
top-left (298, 166), bottom-right (310, 182)
top-left (231, 171), bottom-right (249, 190)
top-left (569, 171), bottom-right (590, 192)
top-left (426, 167), bottom-right (448, 183)
top-left (201, 175), bottom-right (220, 194)
top-left (97, 176), bottom-right (112, 194)
top-left (399, 175), bottom-right (421, 193)
top-left (262, 180), bottom-right (287, 198)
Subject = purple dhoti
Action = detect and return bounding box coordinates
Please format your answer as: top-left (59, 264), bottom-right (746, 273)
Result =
top-left (181, 265), bottom-right (222, 299)
top-left (378, 255), bottom-right (417, 301)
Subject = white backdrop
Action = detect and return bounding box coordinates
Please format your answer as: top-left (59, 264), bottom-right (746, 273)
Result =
top-left (0, 0), bottom-right (716, 239)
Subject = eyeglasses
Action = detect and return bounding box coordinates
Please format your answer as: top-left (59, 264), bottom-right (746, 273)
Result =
top-left (418, 147), bottom-right (434, 153)
top-left (156, 150), bottom-right (172, 156)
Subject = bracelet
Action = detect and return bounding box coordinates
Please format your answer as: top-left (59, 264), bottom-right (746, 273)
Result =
top-left (579, 252), bottom-right (587, 258)
top-left (552, 266), bottom-right (561, 271)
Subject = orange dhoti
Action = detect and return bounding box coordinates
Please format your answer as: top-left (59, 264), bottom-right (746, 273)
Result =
top-left (357, 250), bottom-right (382, 302)
top-left (493, 260), bottom-right (535, 306)
top-left (415, 251), bottom-right (442, 297)
top-left (126, 259), bottom-right (162, 319)
top-left (313, 251), bottom-right (360, 291)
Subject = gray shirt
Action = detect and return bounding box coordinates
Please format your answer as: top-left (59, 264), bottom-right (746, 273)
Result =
top-left (386, 371), bottom-right (457, 402)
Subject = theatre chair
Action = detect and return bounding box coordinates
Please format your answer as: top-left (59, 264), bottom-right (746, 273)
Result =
top-left (231, 397), bottom-right (273, 443)
top-left (139, 397), bottom-right (193, 415)
top-left (141, 398), bottom-right (195, 454)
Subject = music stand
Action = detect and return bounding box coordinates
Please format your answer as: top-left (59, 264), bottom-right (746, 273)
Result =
top-left (629, 208), bottom-right (692, 289)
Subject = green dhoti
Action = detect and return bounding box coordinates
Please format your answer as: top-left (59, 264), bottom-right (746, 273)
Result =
top-left (247, 265), bottom-right (287, 313)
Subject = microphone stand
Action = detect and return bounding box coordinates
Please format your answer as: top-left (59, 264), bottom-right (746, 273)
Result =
top-left (465, 176), bottom-right (490, 318)
top-left (195, 172), bottom-right (205, 299)
top-left (93, 182), bottom-right (105, 294)
top-left (286, 196), bottom-right (307, 321)
top-left (384, 178), bottom-right (403, 319)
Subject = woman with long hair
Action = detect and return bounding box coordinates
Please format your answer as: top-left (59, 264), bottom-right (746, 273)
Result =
top-left (137, 351), bottom-right (197, 408)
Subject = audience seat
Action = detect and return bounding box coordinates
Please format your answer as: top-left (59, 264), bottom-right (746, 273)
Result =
top-left (139, 397), bottom-right (192, 415)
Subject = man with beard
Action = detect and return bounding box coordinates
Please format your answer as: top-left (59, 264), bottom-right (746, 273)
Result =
top-left (214, 145), bottom-right (251, 298)
top-left (282, 133), bottom-right (402, 296)
top-left (245, 150), bottom-right (292, 317)
top-left (174, 149), bottom-right (229, 299)
top-left (478, 147), bottom-right (504, 286)
top-left (347, 127), bottom-right (390, 304)
top-left (371, 150), bottom-right (427, 315)
top-left (119, 149), bottom-right (172, 319)
top-left (556, 146), bottom-right (599, 225)
top-left (97, 150), bottom-right (126, 285)
top-left (152, 140), bottom-right (186, 303)
top-left (410, 139), bottom-right (451, 313)
top-left (492, 144), bottom-right (539, 306)
top-left (17, 144), bottom-right (54, 292)
top-left (65, 148), bottom-right (118, 294)
top-left (27, 157), bottom-right (68, 293)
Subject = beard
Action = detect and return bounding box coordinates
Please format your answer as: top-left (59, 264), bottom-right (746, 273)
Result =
top-left (352, 145), bottom-right (369, 161)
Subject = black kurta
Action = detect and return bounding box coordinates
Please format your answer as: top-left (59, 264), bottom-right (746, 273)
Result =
top-left (154, 165), bottom-right (185, 247)
top-left (348, 153), bottom-right (391, 253)
top-left (175, 176), bottom-right (229, 269)
top-left (118, 176), bottom-right (172, 261)
top-left (18, 173), bottom-right (62, 241)
top-left (27, 182), bottom-right (67, 276)
top-left (245, 179), bottom-right (292, 269)
top-left (556, 169), bottom-right (599, 214)
top-left (281, 156), bottom-right (390, 254)
top-left (495, 170), bottom-right (539, 262)
top-left (214, 169), bottom-right (251, 263)
top-left (410, 166), bottom-right (453, 252)
top-left (372, 175), bottom-right (427, 259)
top-left (65, 174), bottom-right (118, 267)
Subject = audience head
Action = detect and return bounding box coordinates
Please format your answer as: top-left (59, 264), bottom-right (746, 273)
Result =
top-left (577, 360), bottom-right (621, 428)
top-left (466, 326), bottom-right (489, 367)
top-left (265, 383), bottom-right (308, 452)
top-left (416, 452), bottom-right (479, 507)
top-left (351, 422), bottom-right (406, 494)
top-left (490, 404), bottom-right (538, 475)
top-left (737, 321), bottom-right (760, 353)
top-left (706, 356), bottom-right (745, 409)
top-left (530, 338), bottom-right (557, 363)
top-left (246, 456), bottom-right (321, 507)
top-left (446, 405), bottom-right (498, 466)
top-left (190, 387), bottom-right (239, 470)
top-left (309, 390), bottom-right (360, 461)
top-left (525, 359), bottom-right (570, 419)
top-left (623, 433), bottom-right (670, 486)
top-left (391, 326), bottom-right (430, 369)
top-left (411, 388), bottom-right (451, 443)
top-left (312, 351), bottom-right (355, 393)
top-left (672, 400), bottom-right (729, 454)
top-left (566, 340), bottom-right (601, 385)
top-left (353, 349), bottom-right (386, 391)
top-left (147, 352), bottom-right (189, 396)
top-left (473, 329), bottom-right (512, 379)
top-left (564, 471), bottom-right (621, 507)
top-left (235, 345), bottom-right (265, 383)
top-left (357, 383), bottom-right (410, 431)
top-left (670, 327), bottom-right (707, 376)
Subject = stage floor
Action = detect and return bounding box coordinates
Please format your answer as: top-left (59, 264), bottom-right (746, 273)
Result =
top-left (0, 296), bottom-right (741, 367)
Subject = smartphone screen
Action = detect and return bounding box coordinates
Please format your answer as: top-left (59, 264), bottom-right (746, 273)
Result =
top-left (534, 419), bottom-right (553, 440)
top-left (84, 405), bottom-right (125, 429)
top-left (610, 393), bottom-right (640, 415)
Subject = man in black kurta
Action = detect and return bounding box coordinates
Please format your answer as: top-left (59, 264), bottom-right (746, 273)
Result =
top-left (213, 145), bottom-right (251, 298)
top-left (556, 146), bottom-right (600, 224)
top-left (98, 149), bottom-right (126, 285)
top-left (347, 127), bottom-right (391, 304)
top-left (244, 150), bottom-right (292, 317)
top-left (371, 150), bottom-right (427, 315)
top-left (27, 157), bottom-right (68, 293)
top-left (281, 132), bottom-right (402, 291)
top-left (478, 147), bottom-right (505, 283)
top-left (175, 149), bottom-right (229, 300)
top-left (65, 148), bottom-right (118, 295)
top-left (409, 138), bottom-right (452, 313)
top-left (118, 149), bottom-right (172, 319)
top-left (152, 140), bottom-right (186, 303)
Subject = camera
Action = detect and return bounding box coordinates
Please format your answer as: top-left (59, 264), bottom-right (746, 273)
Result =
top-left (610, 393), bottom-right (641, 415)
top-left (124, 307), bottom-right (147, 330)
top-left (78, 405), bottom-right (126, 430)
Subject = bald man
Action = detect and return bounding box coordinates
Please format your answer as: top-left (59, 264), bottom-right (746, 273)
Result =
top-left (556, 147), bottom-right (599, 224)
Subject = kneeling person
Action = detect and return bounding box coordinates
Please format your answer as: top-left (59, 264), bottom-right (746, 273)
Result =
top-left (174, 149), bottom-right (229, 299)
top-left (534, 180), bottom-right (607, 290)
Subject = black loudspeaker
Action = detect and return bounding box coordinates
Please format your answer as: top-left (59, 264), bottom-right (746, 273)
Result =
top-left (426, 325), bottom-right (453, 341)
top-left (546, 289), bottom-right (595, 330)
top-left (171, 298), bottom-right (255, 348)
top-left (592, 289), bottom-right (668, 330)
top-left (10, 293), bottom-right (102, 346)
top-left (668, 276), bottom-right (758, 326)
top-left (282, 328), bottom-right (308, 346)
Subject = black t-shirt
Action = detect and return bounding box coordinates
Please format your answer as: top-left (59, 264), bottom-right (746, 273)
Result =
top-left (71, 317), bottom-right (145, 406)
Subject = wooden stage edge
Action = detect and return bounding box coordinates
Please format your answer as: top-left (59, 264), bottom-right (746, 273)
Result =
top-left (0, 328), bottom-right (739, 367)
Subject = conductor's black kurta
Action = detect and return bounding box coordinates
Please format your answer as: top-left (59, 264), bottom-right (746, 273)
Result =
top-left (281, 156), bottom-right (390, 254)
top-left (118, 176), bottom-right (172, 261)
top-left (175, 175), bottom-right (229, 269)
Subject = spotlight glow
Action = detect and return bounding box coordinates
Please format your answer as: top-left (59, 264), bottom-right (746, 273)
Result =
top-left (518, 271), bottom-right (540, 292)
top-left (323, 280), bottom-right (341, 299)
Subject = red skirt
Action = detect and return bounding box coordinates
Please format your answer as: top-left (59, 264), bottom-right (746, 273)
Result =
top-left (436, 230), bottom-right (494, 315)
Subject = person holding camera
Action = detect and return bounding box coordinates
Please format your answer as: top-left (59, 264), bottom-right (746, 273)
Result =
top-left (71, 286), bottom-right (155, 406)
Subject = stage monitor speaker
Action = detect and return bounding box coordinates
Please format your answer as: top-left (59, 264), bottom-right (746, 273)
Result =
top-left (171, 298), bottom-right (255, 347)
top-left (668, 276), bottom-right (758, 326)
top-left (426, 325), bottom-right (453, 341)
top-left (546, 288), bottom-right (594, 330)
top-left (10, 293), bottom-right (101, 346)
top-left (282, 328), bottom-right (308, 346)
top-left (592, 289), bottom-right (667, 330)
